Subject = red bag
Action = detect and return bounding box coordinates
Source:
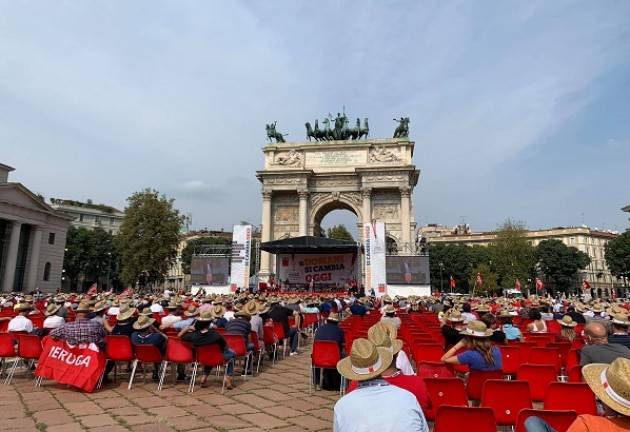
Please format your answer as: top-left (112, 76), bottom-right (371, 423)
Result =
top-left (35, 338), bottom-right (106, 392)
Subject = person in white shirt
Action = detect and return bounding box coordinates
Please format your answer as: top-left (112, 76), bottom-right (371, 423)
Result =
top-left (107, 302), bottom-right (120, 317)
top-left (150, 301), bottom-right (164, 314)
top-left (8, 303), bottom-right (34, 333)
top-left (159, 303), bottom-right (183, 329)
top-left (43, 303), bottom-right (65, 331)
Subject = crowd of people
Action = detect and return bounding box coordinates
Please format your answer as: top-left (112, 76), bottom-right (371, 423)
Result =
top-left (1, 290), bottom-right (630, 431)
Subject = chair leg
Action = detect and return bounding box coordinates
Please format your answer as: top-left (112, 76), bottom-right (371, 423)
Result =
top-left (128, 359), bottom-right (138, 390)
top-left (157, 361), bottom-right (168, 391)
top-left (309, 365), bottom-right (313, 395)
top-left (5, 359), bottom-right (20, 385)
top-left (319, 367), bottom-right (324, 390)
top-left (188, 362), bottom-right (198, 393)
top-left (272, 344), bottom-right (277, 365)
top-left (256, 351), bottom-right (262, 374)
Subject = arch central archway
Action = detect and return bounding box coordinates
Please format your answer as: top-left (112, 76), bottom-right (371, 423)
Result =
top-left (310, 196), bottom-right (361, 238)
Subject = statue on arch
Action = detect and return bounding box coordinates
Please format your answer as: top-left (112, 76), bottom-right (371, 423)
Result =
top-left (393, 117), bottom-right (410, 138)
top-left (266, 121), bottom-right (287, 143)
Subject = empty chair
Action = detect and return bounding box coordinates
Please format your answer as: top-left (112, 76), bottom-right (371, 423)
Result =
top-left (480, 379), bottom-right (532, 426)
top-left (310, 340), bottom-right (342, 394)
top-left (5, 334), bottom-right (42, 385)
top-left (415, 361), bottom-right (454, 380)
top-left (544, 382), bottom-right (597, 415)
top-left (517, 341), bottom-right (537, 361)
top-left (467, 369), bottom-right (504, 401)
top-left (515, 409), bottom-right (577, 432)
top-left (423, 377), bottom-right (468, 421)
top-left (412, 343), bottom-right (443, 363)
top-left (0, 333), bottom-right (16, 382)
top-left (434, 406), bottom-right (497, 432)
top-left (528, 347), bottom-right (561, 371)
top-left (517, 364), bottom-right (557, 401)
top-left (103, 335), bottom-right (134, 383)
top-left (567, 364), bottom-right (583, 382)
top-left (499, 345), bottom-right (521, 377)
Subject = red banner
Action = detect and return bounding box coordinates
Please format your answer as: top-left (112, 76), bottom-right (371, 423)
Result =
top-left (35, 339), bottom-right (106, 393)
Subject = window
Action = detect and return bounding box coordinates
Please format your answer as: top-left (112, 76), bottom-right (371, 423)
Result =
top-left (43, 262), bottom-right (51, 281)
top-left (79, 214), bottom-right (84, 222)
top-left (95, 216), bottom-right (100, 225)
top-left (110, 217), bottom-right (115, 225)
top-left (48, 232), bottom-right (55, 245)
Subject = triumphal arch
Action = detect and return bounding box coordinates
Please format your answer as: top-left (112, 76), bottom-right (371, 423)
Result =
top-left (257, 115), bottom-right (419, 279)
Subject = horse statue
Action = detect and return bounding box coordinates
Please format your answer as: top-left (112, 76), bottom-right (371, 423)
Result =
top-left (304, 113), bottom-right (369, 141)
top-left (359, 118), bottom-right (369, 139)
top-left (266, 121), bottom-right (287, 143)
top-left (393, 117), bottom-right (410, 138)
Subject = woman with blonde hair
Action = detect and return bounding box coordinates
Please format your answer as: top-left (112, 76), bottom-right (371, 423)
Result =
top-left (441, 320), bottom-right (502, 371)
top-left (557, 315), bottom-right (577, 342)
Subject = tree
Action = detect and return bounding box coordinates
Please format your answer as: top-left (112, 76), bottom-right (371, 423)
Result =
top-left (429, 243), bottom-right (472, 293)
top-left (469, 263), bottom-right (498, 296)
top-left (605, 231), bottom-right (630, 285)
top-left (326, 224), bottom-right (354, 241)
top-left (535, 239), bottom-right (591, 294)
top-left (490, 220), bottom-right (535, 289)
top-left (181, 236), bottom-right (231, 274)
top-left (117, 189), bottom-right (183, 288)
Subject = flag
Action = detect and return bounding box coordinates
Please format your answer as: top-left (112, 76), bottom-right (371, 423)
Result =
top-left (86, 283), bottom-right (97, 295)
top-left (582, 280), bottom-right (591, 291)
top-left (475, 273), bottom-right (483, 287)
top-left (449, 275), bottom-right (456, 289)
top-left (515, 279), bottom-right (522, 291)
top-left (535, 277), bottom-right (544, 292)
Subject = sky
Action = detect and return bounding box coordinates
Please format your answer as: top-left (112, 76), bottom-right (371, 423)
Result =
top-left (2, 1), bottom-right (630, 237)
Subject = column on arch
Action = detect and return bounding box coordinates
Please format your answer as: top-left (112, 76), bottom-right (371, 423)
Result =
top-left (1, 221), bottom-right (23, 293)
top-left (400, 186), bottom-right (411, 253)
top-left (259, 190), bottom-right (273, 279)
top-left (298, 189), bottom-right (309, 236)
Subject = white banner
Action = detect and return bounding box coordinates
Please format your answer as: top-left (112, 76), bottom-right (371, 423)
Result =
top-left (364, 221), bottom-right (387, 297)
top-left (230, 225), bottom-right (252, 290)
top-left (277, 254), bottom-right (357, 287)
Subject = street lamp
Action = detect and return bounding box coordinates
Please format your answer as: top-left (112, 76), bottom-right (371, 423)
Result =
top-left (106, 252), bottom-right (112, 291)
top-left (439, 261), bottom-right (444, 294)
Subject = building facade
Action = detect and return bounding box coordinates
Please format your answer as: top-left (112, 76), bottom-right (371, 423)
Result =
top-left (49, 198), bottom-right (124, 234)
top-left (426, 225), bottom-right (624, 291)
top-left (0, 163), bottom-right (72, 293)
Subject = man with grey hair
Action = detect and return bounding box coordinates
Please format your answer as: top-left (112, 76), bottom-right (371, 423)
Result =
top-left (580, 321), bottom-right (630, 366)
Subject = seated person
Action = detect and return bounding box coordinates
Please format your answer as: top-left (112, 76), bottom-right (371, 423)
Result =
top-left (131, 315), bottom-right (166, 381)
top-left (42, 302), bottom-right (65, 335)
top-left (441, 320), bottom-right (503, 371)
top-left (49, 302), bottom-right (106, 348)
top-left (349, 299), bottom-right (367, 316)
top-left (480, 313), bottom-right (506, 344)
top-left (380, 305), bottom-right (401, 330)
top-left (557, 315), bottom-right (578, 342)
top-left (608, 313), bottom-right (630, 349)
top-left (526, 309), bottom-right (548, 333)
top-left (8, 302), bottom-right (34, 333)
top-left (441, 309), bottom-right (466, 350)
top-left (159, 303), bottom-right (182, 329)
top-left (498, 310), bottom-right (522, 341)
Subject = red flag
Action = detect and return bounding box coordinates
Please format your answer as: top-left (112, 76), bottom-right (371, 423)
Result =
top-left (449, 276), bottom-right (456, 289)
top-left (475, 273), bottom-right (483, 287)
top-left (515, 279), bottom-right (522, 291)
top-left (86, 283), bottom-right (97, 295)
top-left (535, 277), bottom-right (544, 292)
top-left (582, 280), bottom-right (591, 291)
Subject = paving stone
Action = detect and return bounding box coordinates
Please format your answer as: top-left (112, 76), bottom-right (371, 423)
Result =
top-left (147, 405), bottom-right (189, 418)
top-left (285, 398), bottom-right (319, 411)
top-left (230, 428), bottom-right (265, 432)
top-left (307, 407), bottom-right (333, 421)
top-left (78, 413), bottom-right (119, 428)
top-left (289, 414), bottom-right (330, 430)
top-left (219, 403), bottom-right (260, 415)
top-left (204, 414), bottom-right (252, 429)
top-left (201, 393), bottom-right (235, 406)
top-left (239, 412), bottom-right (289, 429)
top-left (134, 396), bottom-right (171, 408)
top-left (0, 416), bottom-right (37, 431)
top-left (272, 427), bottom-right (306, 432)
top-left (108, 406), bottom-right (145, 416)
top-left (47, 422), bottom-right (84, 432)
top-left (250, 388), bottom-right (294, 401)
top-left (117, 414), bottom-right (155, 426)
top-left (54, 391), bottom-right (90, 403)
top-left (132, 423), bottom-right (178, 432)
top-left (166, 415), bottom-right (211, 430)
top-left (262, 405), bottom-right (304, 418)
top-left (97, 397), bottom-right (131, 409)
top-left (65, 400), bottom-right (105, 415)
top-left (32, 408), bottom-right (74, 426)
top-left (90, 426), bottom-right (130, 432)
top-left (171, 395), bottom-right (204, 407)
top-left (232, 394), bottom-right (277, 408)
top-left (187, 403), bottom-right (223, 417)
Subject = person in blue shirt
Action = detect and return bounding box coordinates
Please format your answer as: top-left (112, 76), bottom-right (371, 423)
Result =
top-left (498, 310), bottom-right (523, 341)
top-left (131, 315), bottom-right (167, 381)
top-left (314, 313), bottom-right (345, 354)
top-left (349, 299), bottom-right (367, 316)
top-left (441, 320), bottom-right (502, 371)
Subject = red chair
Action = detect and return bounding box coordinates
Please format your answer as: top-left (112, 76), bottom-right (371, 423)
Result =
top-left (158, 337), bottom-right (194, 391)
top-left (6, 334), bottom-right (42, 385)
top-left (103, 335), bottom-right (134, 383)
top-left (517, 341), bottom-right (537, 361)
top-left (567, 364), bottom-right (583, 382)
top-left (310, 340), bottom-right (342, 394)
top-left (412, 343), bottom-right (443, 363)
top-left (128, 344), bottom-right (164, 389)
top-left (548, 342), bottom-right (571, 368)
top-left (190, 344), bottom-right (234, 393)
top-left (528, 347), bottom-right (561, 371)
top-left (517, 364), bottom-right (557, 401)
top-left (272, 322), bottom-right (287, 358)
top-left (515, 409), bottom-right (577, 432)
top-left (423, 377), bottom-right (468, 421)
top-left (1, 333), bottom-right (16, 384)
top-left (499, 345), bottom-right (521, 377)
top-left (480, 379), bottom-right (532, 426)
top-left (434, 406), bottom-right (497, 432)
top-left (566, 348), bottom-right (580, 371)
top-left (467, 369), bottom-right (504, 401)
top-left (249, 331), bottom-right (263, 373)
top-left (544, 382), bottom-right (597, 415)
top-left (263, 326), bottom-right (280, 364)
top-left (415, 361), bottom-right (454, 379)
top-left (224, 334), bottom-right (253, 379)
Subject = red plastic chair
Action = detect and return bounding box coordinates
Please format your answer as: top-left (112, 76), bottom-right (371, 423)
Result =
top-left (190, 344), bottom-right (234, 393)
top-left (158, 337), bottom-right (194, 391)
top-left (415, 361), bottom-right (454, 380)
top-left (412, 343), bottom-right (443, 363)
top-left (528, 347), bottom-right (561, 371)
top-left (224, 333), bottom-right (253, 379)
top-left (480, 379), bottom-right (532, 425)
top-left (272, 322), bottom-right (287, 358)
top-left (567, 364), bottom-right (583, 382)
top-left (0, 332), bottom-right (15, 381)
top-left (103, 335), bottom-right (133, 383)
top-left (548, 342), bottom-right (571, 368)
top-left (517, 341), bottom-right (537, 361)
top-left (128, 344), bottom-right (164, 389)
top-left (310, 340), bottom-right (342, 394)
top-left (499, 345), bottom-right (521, 377)
top-left (544, 382), bottom-right (596, 415)
top-left (517, 364), bottom-right (557, 401)
top-left (434, 406), bottom-right (497, 432)
top-left (6, 334), bottom-right (42, 385)
top-left (423, 377), bottom-right (468, 421)
top-left (249, 331), bottom-right (263, 373)
top-left (566, 348), bottom-right (580, 371)
top-left (467, 369), bottom-right (504, 401)
top-left (515, 409), bottom-right (577, 432)
top-left (263, 326), bottom-right (280, 364)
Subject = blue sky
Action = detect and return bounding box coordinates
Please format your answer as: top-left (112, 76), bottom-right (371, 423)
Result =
top-left (2, 1), bottom-right (629, 235)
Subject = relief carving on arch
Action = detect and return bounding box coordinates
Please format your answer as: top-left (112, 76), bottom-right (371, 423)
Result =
top-left (373, 203), bottom-right (399, 221)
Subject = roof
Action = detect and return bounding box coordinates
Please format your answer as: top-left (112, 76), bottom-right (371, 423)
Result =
top-left (260, 235), bottom-right (359, 254)
top-left (623, 205), bottom-right (630, 213)
top-left (0, 163), bottom-right (15, 172)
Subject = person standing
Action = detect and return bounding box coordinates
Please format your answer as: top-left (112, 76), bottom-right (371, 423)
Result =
top-left (268, 299), bottom-right (299, 356)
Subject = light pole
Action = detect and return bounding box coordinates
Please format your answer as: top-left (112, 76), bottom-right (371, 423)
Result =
top-left (439, 261), bottom-right (444, 294)
top-left (106, 252), bottom-right (112, 292)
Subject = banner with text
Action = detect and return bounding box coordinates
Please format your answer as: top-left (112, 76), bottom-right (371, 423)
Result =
top-left (230, 224), bottom-right (252, 290)
top-left (364, 221), bottom-right (387, 296)
top-left (278, 253), bottom-right (357, 287)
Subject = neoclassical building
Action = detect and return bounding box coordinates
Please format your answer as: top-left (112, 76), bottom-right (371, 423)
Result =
top-left (0, 163), bottom-right (72, 293)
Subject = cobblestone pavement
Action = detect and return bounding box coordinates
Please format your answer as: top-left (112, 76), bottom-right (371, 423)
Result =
top-left (0, 341), bottom-right (338, 432)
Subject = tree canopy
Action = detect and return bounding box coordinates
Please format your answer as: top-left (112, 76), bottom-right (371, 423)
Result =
top-left (535, 239), bottom-right (591, 294)
top-left (605, 230), bottom-right (630, 281)
top-left (490, 220), bottom-right (535, 289)
top-left (326, 224), bottom-right (354, 241)
top-left (116, 189), bottom-right (183, 287)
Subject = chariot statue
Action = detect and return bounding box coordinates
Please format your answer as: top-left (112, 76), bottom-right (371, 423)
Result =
top-left (393, 117), bottom-right (410, 138)
top-left (305, 110), bottom-right (369, 141)
top-left (266, 121), bottom-right (287, 143)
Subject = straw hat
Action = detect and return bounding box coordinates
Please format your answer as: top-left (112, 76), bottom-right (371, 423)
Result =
top-left (592, 304), bottom-right (605, 313)
top-left (13, 302), bottom-right (33, 312)
top-left (475, 304), bottom-right (490, 313)
top-left (368, 323), bottom-right (403, 354)
top-left (93, 300), bottom-right (109, 313)
top-left (184, 306), bottom-right (199, 317)
top-left (75, 302), bottom-right (92, 313)
top-left (336, 338), bottom-right (393, 382)
top-left (234, 308), bottom-right (251, 318)
top-left (211, 304), bottom-right (225, 317)
top-left (612, 313), bottom-right (630, 327)
top-left (242, 301), bottom-right (259, 316)
top-left (257, 303), bottom-right (270, 315)
top-left (44, 303), bottom-right (61, 316)
top-left (382, 304), bottom-right (396, 314)
top-left (326, 313), bottom-right (341, 323)
top-left (139, 307), bottom-right (153, 316)
top-left (117, 306), bottom-right (136, 321)
top-left (381, 295), bottom-right (392, 304)
top-left (132, 315), bottom-right (156, 330)
top-left (460, 320), bottom-right (493, 338)
top-left (446, 310), bottom-right (465, 323)
top-left (197, 310), bottom-right (214, 322)
top-left (557, 315), bottom-right (577, 328)
top-left (498, 310), bottom-right (513, 319)
top-left (582, 358), bottom-right (630, 416)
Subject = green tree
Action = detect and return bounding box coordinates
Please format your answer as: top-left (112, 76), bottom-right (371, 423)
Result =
top-left (490, 220), bottom-right (535, 289)
top-left (180, 236), bottom-right (232, 274)
top-left (605, 231), bottom-right (630, 285)
top-left (429, 243), bottom-right (472, 293)
top-left (117, 189), bottom-right (183, 288)
top-left (469, 262), bottom-right (498, 296)
top-left (326, 224), bottom-right (354, 241)
top-left (469, 244), bottom-right (492, 269)
top-left (535, 239), bottom-right (591, 294)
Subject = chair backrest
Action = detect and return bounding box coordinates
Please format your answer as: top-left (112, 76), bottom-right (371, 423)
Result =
top-left (133, 344), bottom-right (163, 363)
top-left (567, 364), bottom-right (583, 382)
top-left (516, 341), bottom-right (537, 361)
top-left (467, 370), bottom-right (504, 401)
top-left (528, 347), bottom-right (561, 371)
top-left (423, 377), bottom-right (468, 421)
top-left (224, 333), bottom-right (248, 356)
top-left (272, 322), bottom-right (286, 340)
top-left (515, 409), bottom-right (577, 432)
top-left (0, 333), bottom-right (15, 357)
top-left (249, 331), bottom-right (260, 350)
top-left (544, 382), bottom-right (597, 415)
top-left (480, 379), bottom-right (532, 425)
top-left (434, 406), bottom-right (497, 432)
top-left (263, 326), bottom-right (276, 345)
top-left (517, 364), bottom-right (557, 401)
top-left (165, 337), bottom-right (194, 363)
top-left (30, 314), bottom-right (45, 329)
top-left (499, 345), bottom-right (521, 375)
top-left (195, 344), bottom-right (226, 367)
top-left (17, 334), bottom-right (43, 359)
top-left (311, 340), bottom-right (341, 369)
top-left (412, 343), bottom-right (443, 362)
top-left (566, 348), bottom-right (580, 370)
top-left (105, 335), bottom-right (134, 361)
top-left (415, 361), bottom-right (454, 379)
top-left (548, 342), bottom-right (571, 367)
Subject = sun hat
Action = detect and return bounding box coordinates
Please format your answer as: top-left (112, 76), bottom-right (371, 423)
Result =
top-left (13, 302), bottom-right (33, 312)
top-left (132, 315), bottom-right (156, 330)
top-left (475, 304), bottom-right (490, 313)
top-left (242, 301), bottom-right (259, 316)
top-left (446, 310), bottom-right (465, 322)
top-left (75, 302), bottom-right (92, 313)
top-left (592, 303), bottom-right (605, 313)
top-left (383, 304), bottom-right (396, 314)
top-left (257, 303), bottom-right (270, 315)
top-left (381, 295), bottom-right (392, 304)
top-left (44, 303), bottom-right (61, 316)
top-left (557, 315), bottom-right (577, 328)
top-left (234, 308), bottom-right (251, 318)
top-left (612, 313), bottom-right (630, 327)
top-left (139, 307), bottom-right (152, 316)
top-left (582, 358), bottom-right (630, 416)
top-left (460, 320), bottom-right (493, 338)
top-left (367, 322), bottom-right (403, 354)
top-left (184, 306), bottom-right (200, 317)
top-left (93, 300), bottom-right (109, 313)
top-left (117, 306), bottom-right (136, 321)
top-left (212, 305), bottom-right (225, 317)
top-left (197, 310), bottom-right (214, 322)
top-left (336, 338), bottom-right (393, 382)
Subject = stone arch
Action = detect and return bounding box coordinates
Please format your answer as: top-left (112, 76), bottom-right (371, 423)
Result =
top-left (309, 195), bottom-right (363, 237)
